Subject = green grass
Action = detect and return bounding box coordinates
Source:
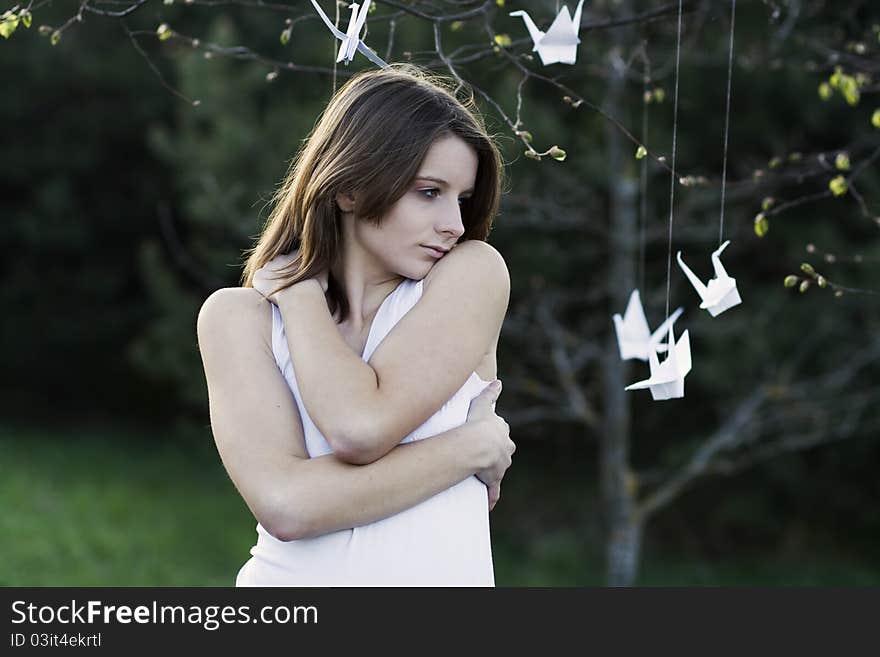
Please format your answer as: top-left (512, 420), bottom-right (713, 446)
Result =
top-left (0, 422), bottom-right (255, 586)
top-left (492, 532), bottom-right (880, 586)
top-left (2, 421), bottom-right (878, 586)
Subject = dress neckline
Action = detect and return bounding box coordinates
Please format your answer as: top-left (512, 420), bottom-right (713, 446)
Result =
top-left (360, 279), bottom-right (494, 385)
top-left (360, 278), bottom-right (409, 359)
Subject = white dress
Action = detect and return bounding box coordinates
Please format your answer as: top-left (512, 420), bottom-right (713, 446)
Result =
top-left (235, 278), bottom-right (496, 586)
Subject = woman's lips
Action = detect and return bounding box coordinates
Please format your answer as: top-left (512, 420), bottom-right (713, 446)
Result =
top-left (421, 245), bottom-right (447, 259)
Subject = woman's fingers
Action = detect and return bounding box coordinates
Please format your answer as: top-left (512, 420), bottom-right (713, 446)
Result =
top-left (487, 481), bottom-right (501, 511)
top-left (466, 379), bottom-right (503, 422)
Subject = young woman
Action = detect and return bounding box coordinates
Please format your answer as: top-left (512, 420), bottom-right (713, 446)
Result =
top-left (197, 64), bottom-right (514, 586)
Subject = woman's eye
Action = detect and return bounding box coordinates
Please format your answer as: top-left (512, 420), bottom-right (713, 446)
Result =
top-left (420, 189), bottom-right (469, 205)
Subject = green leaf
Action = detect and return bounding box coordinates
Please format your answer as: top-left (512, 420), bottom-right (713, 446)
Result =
top-left (835, 152), bottom-right (850, 170)
top-left (841, 78), bottom-right (860, 105)
top-left (799, 280), bottom-right (810, 293)
top-left (800, 262), bottom-right (815, 275)
top-left (0, 16), bottom-right (19, 38)
top-left (784, 275), bottom-right (799, 288)
top-left (493, 34), bottom-right (511, 48)
top-left (635, 145), bottom-right (647, 160)
top-left (157, 24), bottom-right (172, 41)
top-left (872, 109), bottom-right (880, 128)
top-left (20, 10), bottom-right (31, 28)
top-left (829, 175), bottom-right (848, 196)
top-left (754, 213), bottom-right (769, 237)
top-left (280, 26), bottom-right (291, 45)
top-left (818, 82), bottom-right (832, 100)
top-left (829, 67), bottom-right (843, 89)
top-left (761, 196), bottom-right (775, 211)
top-left (830, 70), bottom-right (861, 105)
top-left (549, 146), bottom-right (566, 162)
top-left (50, 30), bottom-right (61, 46)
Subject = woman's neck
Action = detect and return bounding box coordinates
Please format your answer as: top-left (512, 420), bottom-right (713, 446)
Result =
top-left (330, 251), bottom-right (403, 330)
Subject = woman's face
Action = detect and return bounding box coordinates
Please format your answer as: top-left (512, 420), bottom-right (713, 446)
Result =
top-left (344, 134), bottom-right (479, 280)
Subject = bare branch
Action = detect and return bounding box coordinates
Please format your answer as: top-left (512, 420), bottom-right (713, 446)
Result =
top-left (636, 386), bottom-right (767, 520)
top-left (637, 338), bottom-right (880, 520)
top-left (535, 292), bottom-right (601, 428)
top-left (503, 405), bottom-right (594, 430)
top-left (156, 202), bottom-right (228, 293)
top-left (121, 19), bottom-right (197, 106)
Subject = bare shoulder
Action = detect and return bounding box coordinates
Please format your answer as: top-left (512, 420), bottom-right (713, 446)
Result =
top-left (423, 239), bottom-right (510, 300)
top-left (421, 240), bottom-right (509, 374)
top-left (197, 287), bottom-right (273, 352)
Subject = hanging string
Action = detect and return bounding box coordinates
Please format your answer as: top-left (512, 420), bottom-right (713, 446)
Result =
top-left (331, 1), bottom-right (340, 95)
top-left (719, 0), bottom-right (737, 245)
top-left (639, 47), bottom-right (650, 296)
top-left (664, 0), bottom-right (684, 322)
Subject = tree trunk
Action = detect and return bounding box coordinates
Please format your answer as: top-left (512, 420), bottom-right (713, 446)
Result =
top-left (606, 515), bottom-right (643, 586)
top-left (600, 10), bottom-right (643, 586)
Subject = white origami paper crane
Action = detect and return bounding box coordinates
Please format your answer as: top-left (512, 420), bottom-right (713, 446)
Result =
top-left (625, 323), bottom-right (692, 400)
top-left (310, 0), bottom-right (389, 69)
top-left (613, 289), bottom-right (684, 361)
top-left (677, 240), bottom-right (742, 317)
top-left (509, 0), bottom-right (585, 66)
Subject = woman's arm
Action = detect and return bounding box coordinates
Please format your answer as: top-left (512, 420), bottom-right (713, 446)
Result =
top-left (197, 287), bottom-right (510, 541)
top-left (273, 239), bottom-right (510, 464)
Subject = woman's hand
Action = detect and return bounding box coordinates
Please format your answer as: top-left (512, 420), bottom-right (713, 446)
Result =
top-left (252, 251), bottom-right (327, 303)
top-left (487, 481), bottom-right (502, 512)
top-left (464, 380), bottom-right (515, 509)
top-left (253, 252), bottom-right (297, 304)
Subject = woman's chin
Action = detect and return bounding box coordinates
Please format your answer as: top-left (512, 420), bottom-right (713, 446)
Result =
top-left (415, 262), bottom-right (438, 281)
top-left (397, 259), bottom-right (435, 282)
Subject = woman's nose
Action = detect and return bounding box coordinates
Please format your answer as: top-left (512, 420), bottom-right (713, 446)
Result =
top-left (439, 200), bottom-right (466, 238)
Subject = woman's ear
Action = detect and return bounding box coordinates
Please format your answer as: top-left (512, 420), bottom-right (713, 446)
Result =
top-left (335, 190), bottom-right (356, 213)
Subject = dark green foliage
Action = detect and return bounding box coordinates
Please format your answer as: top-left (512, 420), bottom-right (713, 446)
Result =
top-left (4, 0), bottom-right (880, 581)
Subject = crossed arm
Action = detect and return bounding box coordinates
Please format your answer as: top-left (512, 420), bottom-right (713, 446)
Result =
top-left (271, 239), bottom-right (511, 464)
top-left (197, 288), bottom-right (499, 541)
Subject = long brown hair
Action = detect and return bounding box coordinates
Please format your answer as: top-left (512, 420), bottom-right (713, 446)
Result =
top-left (240, 63), bottom-right (505, 322)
